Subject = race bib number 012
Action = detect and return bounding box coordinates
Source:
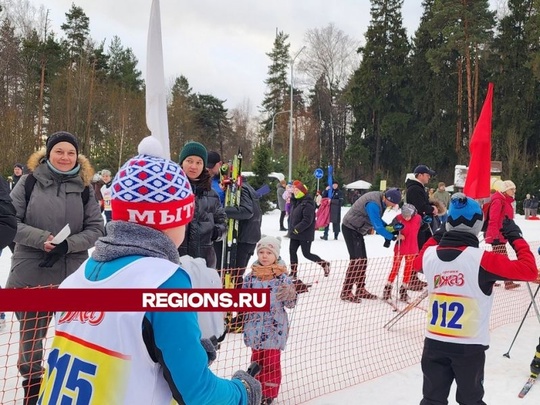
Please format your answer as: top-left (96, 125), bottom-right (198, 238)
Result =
top-left (427, 293), bottom-right (479, 338)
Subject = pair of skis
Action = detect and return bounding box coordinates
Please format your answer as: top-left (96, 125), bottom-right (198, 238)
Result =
top-left (221, 150), bottom-right (243, 272)
top-left (220, 151), bottom-right (243, 330)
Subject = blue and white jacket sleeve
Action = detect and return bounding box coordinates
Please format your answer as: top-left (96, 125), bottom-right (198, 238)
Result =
top-left (145, 269), bottom-right (247, 405)
top-left (366, 202), bottom-right (394, 240)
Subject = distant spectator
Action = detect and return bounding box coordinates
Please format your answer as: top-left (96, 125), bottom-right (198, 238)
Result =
top-left (10, 163), bottom-right (24, 190)
top-left (91, 172), bottom-right (104, 205)
top-left (314, 190), bottom-right (322, 207)
top-left (277, 180), bottom-right (287, 231)
top-left (100, 169), bottom-right (113, 223)
top-left (531, 195), bottom-right (539, 217)
top-left (432, 182), bottom-right (450, 225)
top-left (321, 181), bottom-right (344, 240)
top-left (484, 180), bottom-right (520, 289)
top-left (523, 194), bottom-right (532, 219)
top-left (208, 151), bottom-right (225, 206)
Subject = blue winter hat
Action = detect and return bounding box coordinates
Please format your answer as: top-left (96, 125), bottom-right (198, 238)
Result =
top-left (384, 188), bottom-right (401, 205)
top-left (445, 192), bottom-right (484, 235)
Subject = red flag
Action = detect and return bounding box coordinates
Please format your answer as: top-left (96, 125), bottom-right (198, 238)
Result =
top-left (464, 83), bottom-right (493, 199)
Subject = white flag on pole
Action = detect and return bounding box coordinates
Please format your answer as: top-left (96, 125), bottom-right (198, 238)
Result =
top-left (146, 0), bottom-right (170, 159)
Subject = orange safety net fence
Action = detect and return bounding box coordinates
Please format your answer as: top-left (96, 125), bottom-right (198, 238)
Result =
top-left (0, 241), bottom-right (539, 404)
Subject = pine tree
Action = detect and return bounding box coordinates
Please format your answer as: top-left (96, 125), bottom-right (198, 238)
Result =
top-left (424, 0), bottom-right (495, 158)
top-left (260, 30), bottom-right (291, 155)
top-left (490, 0), bottom-right (540, 177)
top-left (348, 0), bottom-right (411, 180)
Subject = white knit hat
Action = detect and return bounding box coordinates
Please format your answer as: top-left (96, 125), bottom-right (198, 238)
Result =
top-left (499, 180), bottom-right (516, 193)
top-left (256, 235), bottom-right (282, 260)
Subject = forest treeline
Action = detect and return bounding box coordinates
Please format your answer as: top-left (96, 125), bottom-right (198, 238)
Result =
top-left (1, 0), bottom-right (540, 200)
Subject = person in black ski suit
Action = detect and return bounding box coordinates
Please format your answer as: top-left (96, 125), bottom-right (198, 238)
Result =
top-left (224, 177), bottom-right (262, 288)
top-left (405, 164), bottom-right (438, 290)
top-left (288, 180), bottom-right (330, 279)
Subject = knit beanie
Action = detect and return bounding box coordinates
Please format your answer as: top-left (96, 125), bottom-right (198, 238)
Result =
top-left (500, 180), bottom-right (516, 193)
top-left (293, 180), bottom-right (308, 197)
top-left (384, 188), bottom-right (401, 205)
top-left (445, 192), bottom-right (484, 235)
top-left (256, 235), bottom-right (281, 260)
top-left (111, 136), bottom-right (195, 230)
top-left (46, 131), bottom-right (79, 159)
top-left (179, 141), bottom-right (208, 168)
top-left (400, 203), bottom-right (417, 218)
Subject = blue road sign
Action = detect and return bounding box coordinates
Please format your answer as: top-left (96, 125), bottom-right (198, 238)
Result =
top-left (314, 168), bottom-right (324, 179)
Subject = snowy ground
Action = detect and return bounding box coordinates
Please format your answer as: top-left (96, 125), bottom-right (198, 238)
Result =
top-left (0, 207), bottom-right (539, 404)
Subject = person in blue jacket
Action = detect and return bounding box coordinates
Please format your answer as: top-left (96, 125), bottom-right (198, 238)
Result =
top-left (340, 188), bottom-right (401, 302)
top-left (40, 137), bottom-right (261, 405)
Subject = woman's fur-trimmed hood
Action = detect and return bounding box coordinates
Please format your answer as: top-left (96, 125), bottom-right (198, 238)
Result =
top-left (27, 148), bottom-right (95, 186)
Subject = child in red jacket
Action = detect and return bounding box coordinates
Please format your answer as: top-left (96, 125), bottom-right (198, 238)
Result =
top-left (383, 203), bottom-right (421, 302)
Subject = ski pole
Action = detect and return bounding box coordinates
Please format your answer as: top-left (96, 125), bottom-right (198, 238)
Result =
top-left (384, 289), bottom-right (428, 330)
top-left (526, 282), bottom-right (540, 325)
top-left (503, 282), bottom-right (540, 358)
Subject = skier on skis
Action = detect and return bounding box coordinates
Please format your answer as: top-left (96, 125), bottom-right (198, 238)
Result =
top-left (414, 193), bottom-right (538, 405)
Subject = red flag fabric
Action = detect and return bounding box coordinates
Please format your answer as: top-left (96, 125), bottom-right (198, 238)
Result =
top-left (464, 83), bottom-right (493, 199)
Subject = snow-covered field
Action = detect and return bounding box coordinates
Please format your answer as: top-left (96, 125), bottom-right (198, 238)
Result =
top-left (0, 207), bottom-right (539, 404)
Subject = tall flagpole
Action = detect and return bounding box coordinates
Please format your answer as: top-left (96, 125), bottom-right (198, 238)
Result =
top-left (146, 0), bottom-right (170, 159)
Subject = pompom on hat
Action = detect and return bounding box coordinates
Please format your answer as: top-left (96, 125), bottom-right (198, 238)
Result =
top-left (445, 192), bottom-right (484, 235)
top-left (256, 235), bottom-right (282, 260)
top-left (111, 136), bottom-right (195, 230)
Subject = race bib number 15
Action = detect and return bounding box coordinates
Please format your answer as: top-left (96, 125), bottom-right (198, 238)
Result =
top-left (39, 332), bottom-right (129, 404)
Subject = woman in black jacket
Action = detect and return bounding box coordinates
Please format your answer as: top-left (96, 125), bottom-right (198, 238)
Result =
top-left (178, 142), bottom-right (227, 269)
top-left (288, 180), bottom-right (330, 278)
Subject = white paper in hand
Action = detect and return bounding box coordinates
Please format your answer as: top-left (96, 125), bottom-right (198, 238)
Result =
top-left (381, 207), bottom-right (399, 225)
top-left (51, 224), bottom-right (71, 244)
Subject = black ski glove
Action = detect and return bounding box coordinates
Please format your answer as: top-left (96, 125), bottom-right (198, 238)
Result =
top-left (39, 240), bottom-right (68, 268)
top-left (232, 370), bottom-right (262, 405)
top-left (432, 226), bottom-right (445, 243)
top-left (383, 234), bottom-right (397, 248)
top-left (500, 217), bottom-right (523, 245)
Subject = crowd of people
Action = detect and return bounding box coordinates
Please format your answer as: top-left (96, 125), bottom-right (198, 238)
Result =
top-left (1, 134), bottom-right (539, 405)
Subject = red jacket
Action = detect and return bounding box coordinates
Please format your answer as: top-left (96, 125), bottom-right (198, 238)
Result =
top-left (485, 191), bottom-right (514, 244)
top-left (394, 213), bottom-right (421, 255)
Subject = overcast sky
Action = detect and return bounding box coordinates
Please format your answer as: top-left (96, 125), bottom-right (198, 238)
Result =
top-left (26, 0), bottom-right (503, 113)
